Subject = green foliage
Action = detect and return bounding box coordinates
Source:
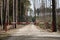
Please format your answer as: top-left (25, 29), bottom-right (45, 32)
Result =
top-left (23, 0), bottom-right (31, 7)
top-left (9, 0), bottom-right (31, 22)
top-left (0, 0), bottom-right (31, 24)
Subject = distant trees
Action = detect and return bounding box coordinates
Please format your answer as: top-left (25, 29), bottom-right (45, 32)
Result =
top-left (0, 0), bottom-right (31, 30)
top-left (56, 8), bottom-right (60, 13)
top-left (8, 0), bottom-right (31, 22)
top-left (36, 9), bottom-right (40, 16)
top-left (36, 8), bottom-right (60, 13)
top-left (19, 0), bottom-right (31, 22)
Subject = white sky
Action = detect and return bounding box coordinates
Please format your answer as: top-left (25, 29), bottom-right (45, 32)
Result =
top-left (29, 0), bottom-right (60, 10)
top-left (28, 0), bottom-right (60, 16)
top-left (29, 0), bottom-right (34, 10)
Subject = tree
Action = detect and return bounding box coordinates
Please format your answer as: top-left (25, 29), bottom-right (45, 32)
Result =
top-left (19, 0), bottom-right (31, 22)
top-left (52, 0), bottom-right (57, 32)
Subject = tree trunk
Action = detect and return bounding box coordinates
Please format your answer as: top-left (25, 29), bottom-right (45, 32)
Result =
top-left (16, 0), bottom-right (18, 28)
top-left (1, 0), bottom-right (3, 28)
top-left (52, 0), bottom-right (57, 32)
top-left (13, 0), bottom-right (16, 28)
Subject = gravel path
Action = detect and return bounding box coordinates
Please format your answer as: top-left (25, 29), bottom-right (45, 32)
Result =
top-left (8, 24), bottom-right (60, 37)
top-left (2, 24), bottom-right (60, 40)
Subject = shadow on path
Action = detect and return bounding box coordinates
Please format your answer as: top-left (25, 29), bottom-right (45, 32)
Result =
top-left (1, 35), bottom-right (60, 40)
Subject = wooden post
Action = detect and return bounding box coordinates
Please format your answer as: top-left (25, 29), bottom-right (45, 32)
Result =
top-left (52, 0), bottom-right (57, 32)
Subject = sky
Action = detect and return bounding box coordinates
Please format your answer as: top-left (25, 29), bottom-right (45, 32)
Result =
top-left (29, 0), bottom-right (52, 10)
top-left (29, 0), bottom-right (60, 10)
top-left (29, 0), bottom-right (34, 10)
top-left (28, 0), bottom-right (60, 16)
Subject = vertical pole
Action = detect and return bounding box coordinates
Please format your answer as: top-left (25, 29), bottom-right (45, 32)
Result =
top-left (52, 0), bottom-right (57, 32)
